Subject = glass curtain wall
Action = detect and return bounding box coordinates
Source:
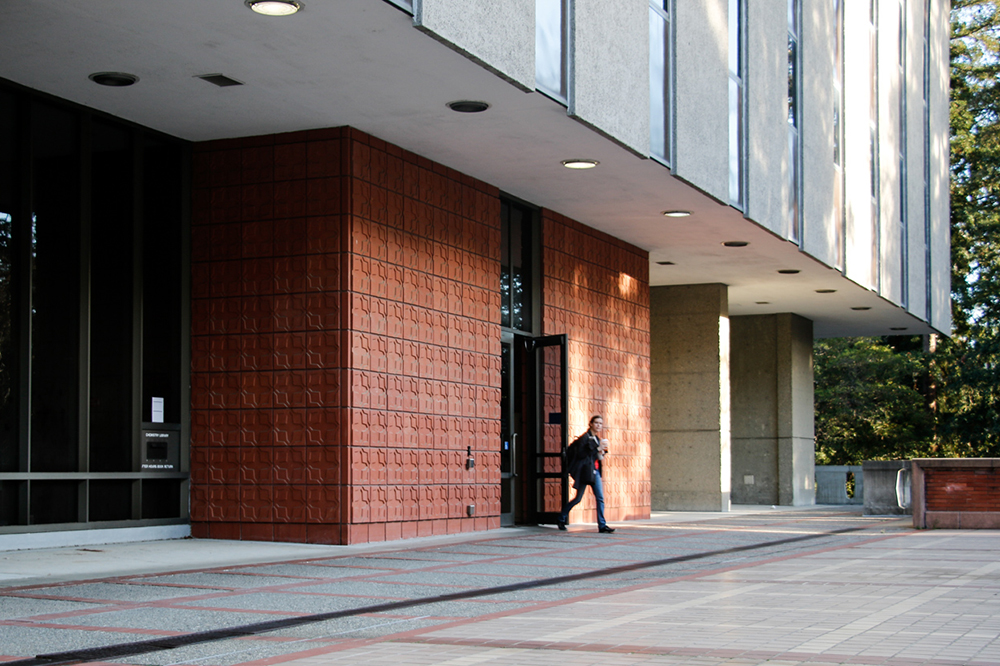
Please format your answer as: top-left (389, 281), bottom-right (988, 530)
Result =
top-left (0, 81), bottom-right (187, 532)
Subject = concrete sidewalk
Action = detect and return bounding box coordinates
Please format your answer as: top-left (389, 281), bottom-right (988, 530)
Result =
top-left (1, 507), bottom-right (998, 666)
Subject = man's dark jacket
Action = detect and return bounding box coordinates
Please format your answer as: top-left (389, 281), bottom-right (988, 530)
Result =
top-left (566, 431), bottom-right (601, 489)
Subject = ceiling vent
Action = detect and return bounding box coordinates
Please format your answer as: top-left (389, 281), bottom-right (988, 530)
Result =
top-left (196, 74), bottom-right (244, 87)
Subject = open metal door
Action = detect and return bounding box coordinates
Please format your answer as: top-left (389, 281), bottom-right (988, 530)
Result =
top-left (529, 334), bottom-right (568, 525)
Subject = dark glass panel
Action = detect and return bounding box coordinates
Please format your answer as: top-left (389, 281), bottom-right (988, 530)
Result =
top-left (141, 478), bottom-right (181, 519)
top-left (510, 204), bottom-right (532, 331)
top-left (787, 37), bottom-right (798, 126)
top-left (0, 481), bottom-right (26, 526)
top-left (90, 121), bottom-right (134, 472)
top-left (30, 102), bottom-right (81, 472)
top-left (500, 201), bottom-right (511, 328)
top-left (89, 479), bottom-right (132, 521)
top-left (501, 341), bottom-right (511, 476)
top-left (500, 200), bottom-right (534, 332)
top-left (30, 480), bottom-right (78, 524)
top-left (0, 90), bottom-right (19, 472)
top-left (142, 139), bottom-right (183, 425)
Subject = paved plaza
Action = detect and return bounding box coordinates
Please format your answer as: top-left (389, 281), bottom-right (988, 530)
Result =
top-left (1, 508), bottom-right (998, 666)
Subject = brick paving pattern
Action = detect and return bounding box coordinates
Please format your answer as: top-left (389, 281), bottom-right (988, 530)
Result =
top-left (2, 508), bottom-right (999, 666)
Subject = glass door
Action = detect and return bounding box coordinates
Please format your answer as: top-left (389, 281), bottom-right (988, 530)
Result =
top-left (500, 333), bottom-right (519, 526)
top-left (529, 334), bottom-right (568, 525)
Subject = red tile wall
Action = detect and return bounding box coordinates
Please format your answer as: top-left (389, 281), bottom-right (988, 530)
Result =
top-left (190, 127), bottom-right (502, 544)
top-left (343, 132), bottom-right (502, 544)
top-left (925, 469), bottom-right (1000, 512)
top-left (190, 129), bottom-right (350, 544)
top-left (542, 210), bottom-right (651, 524)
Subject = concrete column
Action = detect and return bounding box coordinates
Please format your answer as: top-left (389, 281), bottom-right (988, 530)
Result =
top-left (650, 284), bottom-right (730, 511)
top-left (730, 314), bottom-right (816, 506)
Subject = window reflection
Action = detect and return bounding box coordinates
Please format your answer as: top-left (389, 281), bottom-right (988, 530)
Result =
top-left (536, 0), bottom-right (567, 100)
top-left (728, 0), bottom-right (744, 207)
top-left (649, 1), bottom-right (671, 164)
top-left (500, 200), bottom-right (534, 332)
top-left (787, 0), bottom-right (801, 242)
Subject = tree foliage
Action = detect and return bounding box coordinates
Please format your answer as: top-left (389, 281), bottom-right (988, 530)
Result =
top-left (815, 1), bottom-right (1000, 463)
top-left (937, 0), bottom-right (1000, 454)
top-left (815, 337), bottom-right (935, 465)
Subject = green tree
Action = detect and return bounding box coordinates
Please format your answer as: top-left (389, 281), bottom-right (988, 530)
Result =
top-left (814, 337), bottom-right (935, 465)
top-left (938, 0), bottom-right (1000, 454)
top-left (815, 1), bottom-right (1000, 462)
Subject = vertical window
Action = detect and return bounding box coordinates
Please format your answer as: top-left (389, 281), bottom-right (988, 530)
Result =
top-left (536, 0), bottom-right (569, 102)
top-left (89, 120), bottom-right (135, 473)
top-left (0, 90), bottom-right (17, 476)
top-left (650, 0), bottom-right (672, 165)
top-left (899, 0), bottom-right (908, 306)
top-left (729, 0), bottom-right (744, 207)
top-left (0, 82), bottom-right (187, 530)
top-left (500, 199), bottom-right (535, 332)
top-left (870, 0), bottom-right (880, 288)
top-left (788, 0), bottom-right (801, 241)
top-left (922, 0), bottom-right (931, 320)
top-left (142, 137), bottom-right (184, 426)
top-left (30, 102), bottom-right (81, 473)
top-left (833, 0), bottom-right (845, 269)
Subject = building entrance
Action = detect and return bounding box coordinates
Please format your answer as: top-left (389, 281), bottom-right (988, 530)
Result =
top-left (500, 332), bottom-right (568, 526)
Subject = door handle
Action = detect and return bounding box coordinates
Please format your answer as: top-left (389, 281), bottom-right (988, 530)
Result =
top-left (511, 433), bottom-right (518, 478)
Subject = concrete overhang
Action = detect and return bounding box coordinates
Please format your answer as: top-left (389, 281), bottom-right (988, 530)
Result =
top-left (0, 0), bottom-right (934, 338)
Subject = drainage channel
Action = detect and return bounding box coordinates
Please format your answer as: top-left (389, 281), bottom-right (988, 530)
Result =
top-left (8, 524), bottom-right (876, 666)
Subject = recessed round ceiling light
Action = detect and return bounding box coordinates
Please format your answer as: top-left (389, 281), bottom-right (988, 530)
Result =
top-left (447, 100), bottom-right (490, 113)
top-left (88, 72), bottom-right (139, 87)
top-left (662, 210), bottom-right (691, 218)
top-left (722, 241), bottom-right (748, 247)
top-left (851, 306), bottom-right (871, 311)
top-left (815, 289), bottom-right (837, 294)
top-left (245, 0), bottom-right (301, 16)
top-left (890, 327), bottom-right (908, 331)
top-left (777, 269), bottom-right (800, 274)
top-left (561, 159), bottom-right (599, 169)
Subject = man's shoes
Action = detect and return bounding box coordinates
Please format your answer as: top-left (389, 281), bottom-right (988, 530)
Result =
top-left (557, 520), bottom-right (567, 531)
top-left (598, 526), bottom-right (615, 534)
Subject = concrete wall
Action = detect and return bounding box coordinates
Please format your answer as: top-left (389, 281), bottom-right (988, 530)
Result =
top-left (863, 460), bottom-right (911, 515)
top-left (928, 0), bottom-right (952, 334)
top-left (800, 0), bottom-right (837, 266)
top-left (569, 0), bottom-right (650, 156)
top-left (745, 0), bottom-right (788, 235)
top-left (673, 0), bottom-right (728, 200)
top-left (415, 0), bottom-right (535, 91)
top-left (650, 284), bottom-right (730, 511)
top-left (730, 314), bottom-right (815, 506)
top-left (412, 1), bottom-right (950, 334)
top-left (543, 211), bottom-right (651, 524)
